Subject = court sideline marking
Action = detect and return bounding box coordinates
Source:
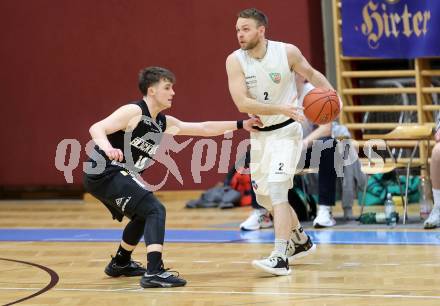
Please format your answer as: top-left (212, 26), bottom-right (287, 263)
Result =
top-left (0, 287), bottom-right (439, 300)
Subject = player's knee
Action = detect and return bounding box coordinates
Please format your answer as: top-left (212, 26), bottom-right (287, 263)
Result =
top-left (135, 196), bottom-right (167, 222)
top-left (122, 217), bottom-right (145, 245)
top-left (131, 215), bottom-right (146, 226)
top-left (268, 182), bottom-right (289, 206)
top-left (271, 196), bottom-right (288, 206)
top-left (150, 200), bottom-right (166, 221)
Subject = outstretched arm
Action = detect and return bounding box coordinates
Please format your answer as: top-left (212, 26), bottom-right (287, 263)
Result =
top-left (226, 54), bottom-right (304, 121)
top-left (164, 115), bottom-right (262, 137)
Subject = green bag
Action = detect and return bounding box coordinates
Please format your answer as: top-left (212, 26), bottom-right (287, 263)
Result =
top-left (357, 173), bottom-right (420, 206)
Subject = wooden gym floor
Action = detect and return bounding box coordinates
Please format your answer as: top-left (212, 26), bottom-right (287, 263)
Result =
top-left (1, 192), bottom-right (440, 306)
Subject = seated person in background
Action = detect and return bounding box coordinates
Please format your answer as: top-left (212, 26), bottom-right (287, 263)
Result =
top-left (240, 74), bottom-right (339, 230)
top-left (424, 120), bottom-right (440, 229)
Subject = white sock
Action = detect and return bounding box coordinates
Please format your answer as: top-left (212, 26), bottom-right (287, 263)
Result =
top-left (273, 239), bottom-right (288, 257)
top-left (291, 224), bottom-right (308, 244)
top-left (433, 189), bottom-right (440, 208)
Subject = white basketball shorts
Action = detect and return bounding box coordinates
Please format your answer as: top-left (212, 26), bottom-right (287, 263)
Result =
top-left (250, 122), bottom-right (303, 209)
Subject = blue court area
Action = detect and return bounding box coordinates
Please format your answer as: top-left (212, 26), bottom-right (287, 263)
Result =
top-left (1, 228), bottom-right (440, 245)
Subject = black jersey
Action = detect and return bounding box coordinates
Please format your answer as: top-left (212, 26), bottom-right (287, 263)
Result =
top-left (88, 100), bottom-right (167, 174)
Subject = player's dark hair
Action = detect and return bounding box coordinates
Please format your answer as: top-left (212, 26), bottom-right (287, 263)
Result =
top-left (138, 67), bottom-right (176, 95)
top-left (238, 8), bottom-right (268, 27)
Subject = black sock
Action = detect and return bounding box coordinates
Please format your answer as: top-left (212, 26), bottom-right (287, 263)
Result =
top-left (114, 245), bottom-right (132, 266)
top-left (147, 251), bottom-right (163, 274)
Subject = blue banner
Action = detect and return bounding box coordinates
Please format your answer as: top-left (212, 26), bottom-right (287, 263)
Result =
top-left (342, 0), bottom-right (440, 58)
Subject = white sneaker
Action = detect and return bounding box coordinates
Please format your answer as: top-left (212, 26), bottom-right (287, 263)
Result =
top-left (252, 252), bottom-right (291, 276)
top-left (424, 205), bottom-right (440, 229)
top-left (313, 206), bottom-right (336, 228)
top-left (240, 209), bottom-right (273, 231)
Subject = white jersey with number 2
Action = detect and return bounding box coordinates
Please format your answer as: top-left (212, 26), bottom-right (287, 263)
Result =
top-left (233, 40), bottom-right (298, 127)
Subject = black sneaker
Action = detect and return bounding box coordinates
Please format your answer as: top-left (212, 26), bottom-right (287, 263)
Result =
top-left (104, 257), bottom-right (147, 277)
top-left (251, 253), bottom-right (291, 276)
top-left (140, 268), bottom-right (187, 288)
top-left (287, 235), bottom-right (316, 264)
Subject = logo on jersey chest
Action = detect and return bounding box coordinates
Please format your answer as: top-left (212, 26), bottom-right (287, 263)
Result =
top-left (131, 137), bottom-right (159, 155)
top-left (269, 72), bottom-right (281, 84)
top-left (245, 75), bottom-right (257, 89)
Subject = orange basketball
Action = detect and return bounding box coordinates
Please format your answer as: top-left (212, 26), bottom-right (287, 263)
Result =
top-left (303, 88), bottom-right (340, 125)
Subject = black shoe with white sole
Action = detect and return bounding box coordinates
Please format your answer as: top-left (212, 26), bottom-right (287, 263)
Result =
top-left (140, 268), bottom-right (187, 288)
top-left (287, 235), bottom-right (316, 264)
top-left (104, 257), bottom-right (147, 277)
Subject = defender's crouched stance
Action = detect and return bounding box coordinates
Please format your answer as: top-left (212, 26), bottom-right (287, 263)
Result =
top-left (84, 66), bottom-right (261, 287)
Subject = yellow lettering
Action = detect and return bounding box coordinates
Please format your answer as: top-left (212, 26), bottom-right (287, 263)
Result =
top-left (412, 12), bottom-right (423, 36)
top-left (361, 1), bottom-right (383, 49)
top-left (381, 4), bottom-right (391, 37)
top-left (361, 1), bottom-right (374, 36)
top-left (390, 13), bottom-right (400, 38)
top-left (423, 11), bottom-right (431, 34)
top-left (358, 2), bottom-right (432, 49)
top-left (401, 5), bottom-right (412, 37)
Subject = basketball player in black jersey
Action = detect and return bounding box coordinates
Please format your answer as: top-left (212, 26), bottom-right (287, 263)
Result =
top-left (84, 66), bottom-right (261, 288)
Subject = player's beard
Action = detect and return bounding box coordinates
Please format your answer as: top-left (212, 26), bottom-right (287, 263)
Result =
top-left (241, 34), bottom-right (260, 51)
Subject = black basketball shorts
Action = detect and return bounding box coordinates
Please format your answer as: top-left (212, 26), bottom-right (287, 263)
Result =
top-left (84, 166), bottom-right (154, 222)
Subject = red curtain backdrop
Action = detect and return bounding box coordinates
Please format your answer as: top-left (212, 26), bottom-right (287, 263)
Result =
top-left (0, 0), bottom-right (324, 190)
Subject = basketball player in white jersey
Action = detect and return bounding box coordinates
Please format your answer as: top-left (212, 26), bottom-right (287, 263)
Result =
top-left (226, 8), bottom-right (339, 275)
